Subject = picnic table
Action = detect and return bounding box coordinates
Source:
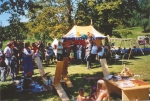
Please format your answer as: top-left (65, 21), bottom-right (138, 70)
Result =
top-left (104, 78), bottom-right (150, 100)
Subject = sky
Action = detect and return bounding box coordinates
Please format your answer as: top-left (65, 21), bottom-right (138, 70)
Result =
top-left (0, 12), bottom-right (29, 26)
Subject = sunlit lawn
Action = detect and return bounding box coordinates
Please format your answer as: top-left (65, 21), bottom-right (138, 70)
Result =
top-left (1, 54), bottom-right (150, 101)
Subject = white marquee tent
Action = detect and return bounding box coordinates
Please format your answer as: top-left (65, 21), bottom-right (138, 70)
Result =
top-left (62, 25), bottom-right (106, 39)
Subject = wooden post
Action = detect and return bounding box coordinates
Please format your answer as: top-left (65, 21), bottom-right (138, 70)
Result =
top-left (51, 61), bottom-right (70, 101)
top-left (62, 57), bottom-right (69, 75)
top-left (62, 57), bottom-right (73, 87)
top-left (54, 61), bottom-right (64, 85)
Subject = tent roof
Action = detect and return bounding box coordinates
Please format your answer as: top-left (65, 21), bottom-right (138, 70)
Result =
top-left (62, 25), bottom-right (106, 39)
top-left (51, 38), bottom-right (58, 47)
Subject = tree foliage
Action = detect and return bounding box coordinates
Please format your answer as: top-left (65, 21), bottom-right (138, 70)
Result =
top-left (26, 0), bottom-right (78, 40)
top-left (75, 0), bottom-right (138, 36)
top-left (128, 0), bottom-right (150, 31)
top-left (0, 0), bottom-right (42, 15)
top-left (0, 0), bottom-right (149, 40)
top-left (0, 0), bottom-right (42, 40)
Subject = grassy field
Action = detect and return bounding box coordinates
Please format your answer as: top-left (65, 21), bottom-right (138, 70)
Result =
top-left (1, 27), bottom-right (150, 101)
top-left (0, 54), bottom-right (150, 101)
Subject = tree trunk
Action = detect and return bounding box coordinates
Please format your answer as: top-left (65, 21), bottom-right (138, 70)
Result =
top-left (104, 25), bottom-right (113, 37)
top-left (66, 0), bottom-right (72, 26)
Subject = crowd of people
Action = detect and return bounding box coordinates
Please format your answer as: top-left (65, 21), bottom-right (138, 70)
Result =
top-left (0, 39), bottom-right (110, 81)
top-left (0, 39), bottom-right (112, 100)
top-left (0, 40), bottom-right (49, 82)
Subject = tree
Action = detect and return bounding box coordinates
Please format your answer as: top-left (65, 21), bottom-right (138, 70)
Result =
top-left (26, 0), bottom-right (77, 40)
top-left (0, 0), bottom-right (42, 15)
top-left (0, 0), bottom-right (42, 40)
top-left (138, 0), bottom-right (150, 32)
top-left (3, 13), bottom-right (27, 40)
top-left (75, 0), bottom-right (92, 26)
top-left (0, 25), bottom-right (6, 41)
top-left (75, 0), bottom-right (138, 37)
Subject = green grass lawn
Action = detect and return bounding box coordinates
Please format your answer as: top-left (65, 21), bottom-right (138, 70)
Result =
top-left (1, 54), bottom-right (150, 101)
top-left (1, 27), bottom-right (150, 100)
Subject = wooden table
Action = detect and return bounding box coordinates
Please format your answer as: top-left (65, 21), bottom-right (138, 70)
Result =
top-left (104, 79), bottom-right (150, 100)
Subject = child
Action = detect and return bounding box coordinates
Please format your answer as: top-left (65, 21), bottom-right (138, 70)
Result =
top-left (69, 50), bottom-right (74, 64)
top-left (96, 80), bottom-right (110, 101)
top-left (0, 56), bottom-right (7, 82)
top-left (88, 79), bottom-right (97, 100)
top-left (76, 88), bottom-right (92, 101)
top-left (76, 88), bottom-right (87, 101)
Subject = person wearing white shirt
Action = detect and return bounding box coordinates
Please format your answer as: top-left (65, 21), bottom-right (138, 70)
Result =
top-left (57, 41), bottom-right (63, 61)
top-left (85, 40), bottom-right (92, 69)
top-left (4, 42), bottom-right (12, 77)
top-left (98, 45), bottom-right (105, 58)
top-left (91, 42), bottom-right (98, 62)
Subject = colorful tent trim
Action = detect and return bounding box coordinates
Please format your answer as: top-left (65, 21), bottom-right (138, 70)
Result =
top-left (62, 25), bottom-right (106, 40)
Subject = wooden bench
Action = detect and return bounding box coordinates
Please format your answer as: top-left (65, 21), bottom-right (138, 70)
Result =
top-left (62, 75), bottom-right (73, 87)
top-left (104, 79), bottom-right (150, 100)
top-left (62, 57), bottom-right (73, 87)
top-left (54, 83), bottom-right (69, 101)
top-left (51, 61), bottom-right (70, 101)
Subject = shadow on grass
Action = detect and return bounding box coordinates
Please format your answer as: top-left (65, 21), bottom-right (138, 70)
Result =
top-left (0, 71), bottom-right (121, 101)
top-left (63, 72), bottom-right (121, 100)
top-left (108, 60), bottom-right (133, 66)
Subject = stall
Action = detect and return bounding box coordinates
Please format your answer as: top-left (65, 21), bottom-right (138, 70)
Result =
top-left (62, 25), bottom-right (106, 47)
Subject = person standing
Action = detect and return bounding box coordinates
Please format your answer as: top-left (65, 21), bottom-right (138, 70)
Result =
top-left (4, 42), bottom-right (12, 77)
top-left (81, 46), bottom-right (85, 63)
top-left (45, 47), bottom-right (51, 65)
top-left (91, 42), bottom-right (98, 63)
top-left (12, 41), bottom-right (19, 74)
top-left (69, 50), bottom-right (74, 64)
top-left (57, 41), bottom-right (63, 61)
top-left (70, 41), bottom-right (77, 63)
top-left (85, 39), bottom-right (92, 69)
top-left (0, 56), bottom-right (7, 82)
top-left (62, 44), bottom-right (68, 57)
top-left (49, 46), bottom-right (55, 64)
top-left (10, 51), bottom-right (18, 81)
top-left (98, 45), bottom-right (105, 59)
top-left (76, 42), bottom-right (82, 64)
top-left (23, 42), bottom-right (33, 77)
top-left (38, 40), bottom-right (45, 61)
